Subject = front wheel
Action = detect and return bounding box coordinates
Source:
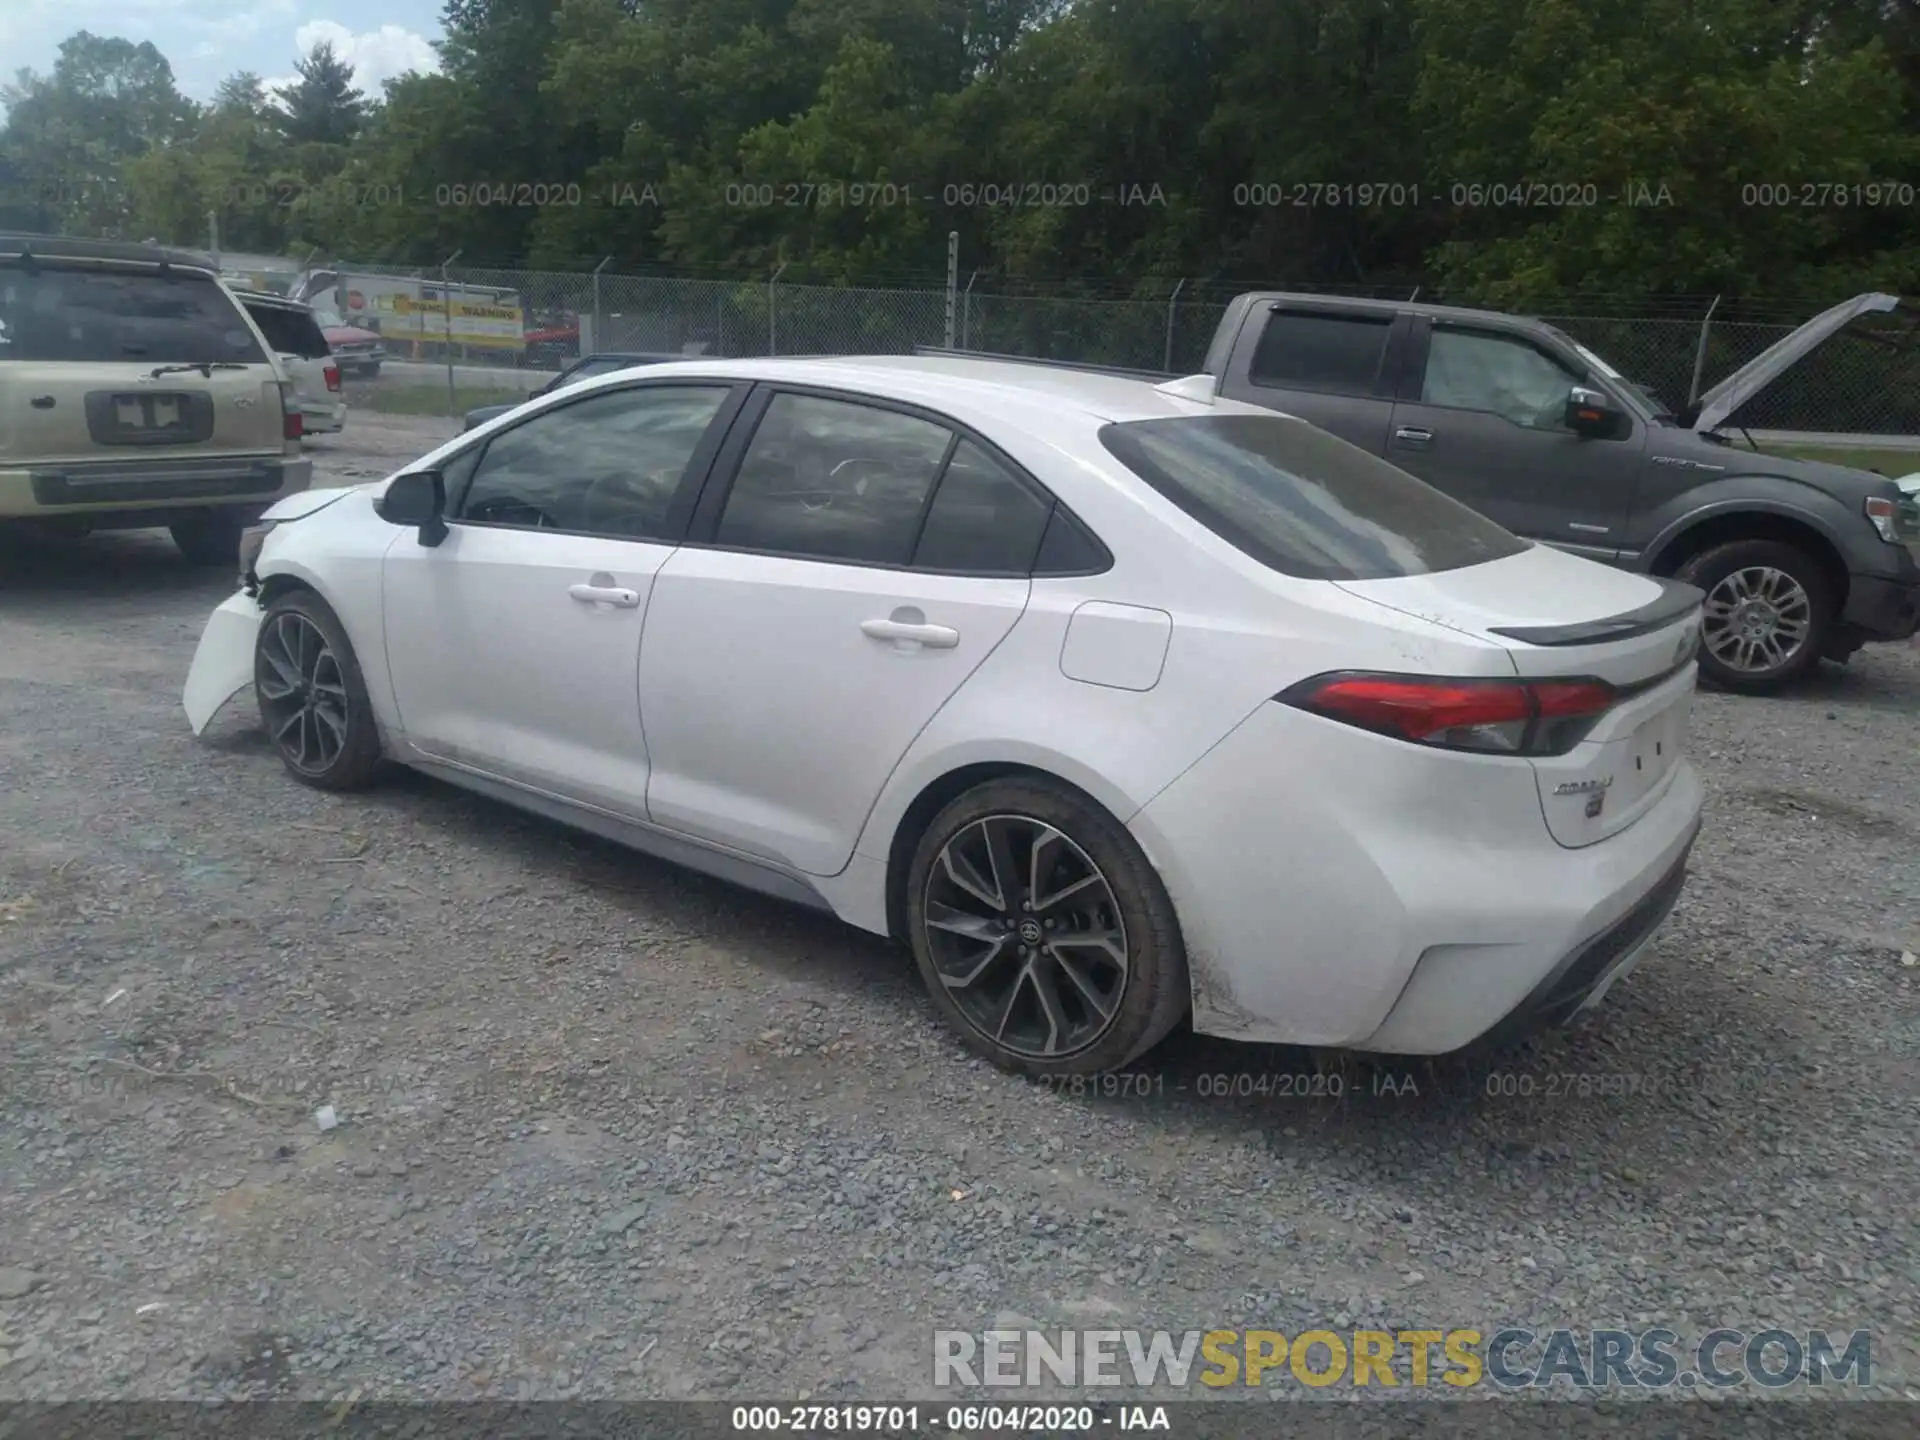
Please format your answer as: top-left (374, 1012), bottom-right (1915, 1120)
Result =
top-left (1678, 539), bottom-right (1834, 693)
top-left (905, 777), bottom-right (1189, 1077)
top-left (255, 590), bottom-right (383, 790)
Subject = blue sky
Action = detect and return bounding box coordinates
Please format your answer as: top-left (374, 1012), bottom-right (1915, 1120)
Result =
top-left (3, 0), bottom-right (447, 104)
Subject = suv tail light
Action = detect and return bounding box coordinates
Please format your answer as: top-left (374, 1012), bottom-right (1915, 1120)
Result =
top-left (323, 362), bottom-right (342, 393)
top-left (1278, 672), bottom-right (1617, 757)
top-left (279, 380), bottom-right (303, 440)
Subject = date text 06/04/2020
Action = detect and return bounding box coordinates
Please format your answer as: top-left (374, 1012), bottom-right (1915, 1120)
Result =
top-left (728, 1404), bottom-right (1171, 1432)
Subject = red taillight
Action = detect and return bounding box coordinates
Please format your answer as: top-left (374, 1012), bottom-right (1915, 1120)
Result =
top-left (1279, 673), bottom-right (1616, 756)
top-left (323, 362), bottom-right (342, 392)
top-left (278, 380), bottom-right (303, 440)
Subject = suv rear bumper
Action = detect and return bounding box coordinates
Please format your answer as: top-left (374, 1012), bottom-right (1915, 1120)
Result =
top-left (1841, 569), bottom-right (1920, 642)
top-left (2, 455), bottom-right (312, 514)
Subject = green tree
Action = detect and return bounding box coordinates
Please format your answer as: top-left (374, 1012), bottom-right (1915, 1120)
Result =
top-left (274, 42), bottom-right (367, 147)
top-left (0, 32), bottom-right (196, 236)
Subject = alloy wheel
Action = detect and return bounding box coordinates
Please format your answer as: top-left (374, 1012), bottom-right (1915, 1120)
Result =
top-left (1701, 565), bottom-right (1812, 675)
top-left (256, 612), bottom-right (351, 776)
top-left (921, 814), bottom-right (1129, 1059)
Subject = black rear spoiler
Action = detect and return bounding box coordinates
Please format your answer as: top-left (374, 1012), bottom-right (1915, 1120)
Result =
top-left (1488, 578), bottom-right (1703, 647)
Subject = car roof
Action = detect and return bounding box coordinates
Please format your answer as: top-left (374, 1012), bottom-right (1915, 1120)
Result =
top-left (0, 232), bottom-right (220, 274)
top-left (602, 354), bottom-right (1242, 423)
top-left (1243, 290), bottom-right (1541, 326)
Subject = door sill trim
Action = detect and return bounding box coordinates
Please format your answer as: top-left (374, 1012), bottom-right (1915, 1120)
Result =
top-left (401, 747), bottom-right (836, 914)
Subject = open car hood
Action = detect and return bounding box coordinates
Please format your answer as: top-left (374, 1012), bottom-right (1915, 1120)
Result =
top-left (1692, 292), bottom-right (1909, 432)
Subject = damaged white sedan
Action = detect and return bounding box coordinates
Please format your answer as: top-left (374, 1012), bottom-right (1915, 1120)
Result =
top-left (184, 355), bottom-right (1704, 1075)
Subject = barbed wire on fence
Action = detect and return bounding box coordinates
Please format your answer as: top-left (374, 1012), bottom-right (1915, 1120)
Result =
top-left (306, 258), bottom-right (1916, 432)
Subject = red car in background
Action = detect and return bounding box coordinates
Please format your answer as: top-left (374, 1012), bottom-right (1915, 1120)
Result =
top-left (522, 318), bottom-right (581, 369)
top-left (310, 302), bottom-right (386, 378)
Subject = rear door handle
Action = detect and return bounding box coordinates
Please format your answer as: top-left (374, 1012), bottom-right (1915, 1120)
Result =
top-left (1393, 426), bottom-right (1433, 448)
top-left (861, 618), bottom-right (960, 649)
top-left (569, 583), bottom-right (641, 608)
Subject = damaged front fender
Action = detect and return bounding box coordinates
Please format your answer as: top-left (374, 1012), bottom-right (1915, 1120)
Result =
top-left (183, 590), bottom-right (266, 735)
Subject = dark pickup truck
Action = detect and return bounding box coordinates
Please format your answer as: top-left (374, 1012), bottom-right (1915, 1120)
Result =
top-left (932, 292), bottom-right (1920, 692)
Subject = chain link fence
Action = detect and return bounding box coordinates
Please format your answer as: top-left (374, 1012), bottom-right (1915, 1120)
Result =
top-left (309, 261), bottom-right (1917, 433)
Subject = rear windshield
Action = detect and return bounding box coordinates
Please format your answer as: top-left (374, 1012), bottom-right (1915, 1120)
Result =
top-left (1098, 413), bottom-right (1528, 580)
top-left (243, 301), bottom-right (330, 359)
top-left (0, 265), bottom-right (267, 364)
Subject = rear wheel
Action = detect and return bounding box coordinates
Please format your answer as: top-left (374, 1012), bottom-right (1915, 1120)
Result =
top-left (1678, 538), bottom-right (1833, 693)
top-left (254, 590), bottom-right (383, 791)
top-left (169, 509), bottom-right (248, 567)
top-left (905, 777), bottom-right (1188, 1077)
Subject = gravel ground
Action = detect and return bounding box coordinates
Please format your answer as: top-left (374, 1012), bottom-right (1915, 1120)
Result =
top-left (1, 412), bottom-right (1916, 1406)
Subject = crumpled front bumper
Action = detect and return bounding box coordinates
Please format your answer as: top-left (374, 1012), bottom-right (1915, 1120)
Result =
top-left (183, 591), bottom-right (264, 735)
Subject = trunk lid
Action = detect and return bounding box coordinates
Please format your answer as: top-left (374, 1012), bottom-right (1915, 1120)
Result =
top-left (1690, 292), bottom-right (1908, 432)
top-left (1334, 544), bottom-right (1702, 848)
top-left (0, 361), bottom-right (285, 467)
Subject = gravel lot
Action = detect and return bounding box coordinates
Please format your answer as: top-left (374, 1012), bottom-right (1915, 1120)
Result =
top-left (1, 411), bottom-right (1917, 1406)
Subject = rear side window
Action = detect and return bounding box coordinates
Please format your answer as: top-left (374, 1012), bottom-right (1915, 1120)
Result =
top-left (911, 439), bottom-right (1053, 573)
top-left (1098, 413), bottom-right (1528, 581)
top-left (1248, 311), bottom-right (1392, 394)
top-left (243, 302), bottom-right (330, 359)
top-left (0, 266), bottom-right (267, 364)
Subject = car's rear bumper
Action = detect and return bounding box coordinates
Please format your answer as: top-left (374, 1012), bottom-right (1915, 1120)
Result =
top-left (1128, 699), bottom-right (1706, 1053)
top-left (0, 455), bottom-right (313, 515)
top-left (1841, 568), bottom-right (1920, 641)
top-left (301, 403), bottom-right (347, 434)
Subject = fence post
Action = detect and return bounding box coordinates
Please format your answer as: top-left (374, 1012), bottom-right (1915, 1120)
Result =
top-left (769, 262), bottom-right (788, 355)
top-left (945, 232), bottom-right (960, 349)
top-left (961, 269), bottom-right (978, 349)
top-left (591, 256), bottom-right (613, 357)
top-left (1688, 294), bottom-right (1722, 410)
top-left (1164, 278), bottom-right (1187, 373)
top-left (440, 250), bottom-right (462, 416)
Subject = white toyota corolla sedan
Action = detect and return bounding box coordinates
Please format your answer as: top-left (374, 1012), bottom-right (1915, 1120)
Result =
top-left (182, 355), bottom-right (1705, 1076)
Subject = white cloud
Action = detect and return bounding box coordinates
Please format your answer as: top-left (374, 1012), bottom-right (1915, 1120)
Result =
top-left (281, 20), bottom-right (439, 96)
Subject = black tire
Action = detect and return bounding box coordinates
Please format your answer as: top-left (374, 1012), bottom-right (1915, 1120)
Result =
top-left (254, 589), bottom-right (383, 791)
top-left (1677, 538), bottom-right (1834, 694)
top-left (169, 509), bottom-right (248, 567)
top-left (905, 777), bottom-right (1189, 1077)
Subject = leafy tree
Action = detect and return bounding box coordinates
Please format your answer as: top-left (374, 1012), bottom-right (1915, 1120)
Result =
top-left (0, 32), bottom-right (196, 236)
top-left (274, 42), bottom-right (366, 148)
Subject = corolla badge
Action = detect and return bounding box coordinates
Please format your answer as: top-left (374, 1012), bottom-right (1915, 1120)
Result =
top-left (1554, 776), bottom-right (1613, 821)
top-left (1553, 778), bottom-right (1613, 795)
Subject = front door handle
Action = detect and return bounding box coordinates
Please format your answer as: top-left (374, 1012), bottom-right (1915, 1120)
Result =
top-left (569, 583), bottom-right (641, 608)
top-left (861, 617), bottom-right (960, 649)
top-left (1392, 426), bottom-right (1434, 448)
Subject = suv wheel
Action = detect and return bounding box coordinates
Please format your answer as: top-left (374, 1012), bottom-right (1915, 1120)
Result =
top-left (1679, 538), bottom-right (1834, 693)
top-left (170, 510), bottom-right (248, 567)
top-left (905, 778), bottom-right (1189, 1077)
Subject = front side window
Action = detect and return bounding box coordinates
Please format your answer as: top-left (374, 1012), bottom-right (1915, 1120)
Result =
top-left (0, 266), bottom-right (267, 364)
top-left (715, 393), bottom-right (955, 565)
top-left (1099, 413), bottom-right (1528, 581)
top-left (1421, 328), bottom-right (1580, 430)
top-left (457, 385), bottom-right (729, 540)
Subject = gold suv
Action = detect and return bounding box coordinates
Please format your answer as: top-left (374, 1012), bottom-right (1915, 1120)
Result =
top-left (0, 233), bottom-right (313, 564)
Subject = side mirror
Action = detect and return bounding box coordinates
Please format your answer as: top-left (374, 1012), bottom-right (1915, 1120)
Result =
top-left (1564, 385), bottom-right (1623, 438)
top-left (376, 469), bottom-right (449, 547)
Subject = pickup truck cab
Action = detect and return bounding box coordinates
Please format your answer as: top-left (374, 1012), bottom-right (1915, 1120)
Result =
top-left (1194, 291), bottom-right (1920, 692)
